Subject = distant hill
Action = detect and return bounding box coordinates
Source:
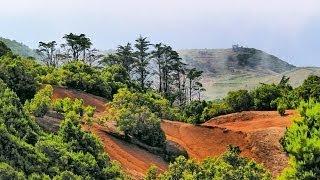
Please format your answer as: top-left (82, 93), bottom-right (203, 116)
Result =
top-left (0, 37), bottom-right (39, 58)
top-left (178, 47), bottom-right (320, 99)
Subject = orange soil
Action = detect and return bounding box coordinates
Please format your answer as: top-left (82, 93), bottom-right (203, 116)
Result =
top-left (52, 86), bottom-right (107, 114)
top-left (53, 87), bottom-right (168, 179)
top-left (162, 110), bottom-right (297, 176)
top-left (53, 87), bottom-right (297, 178)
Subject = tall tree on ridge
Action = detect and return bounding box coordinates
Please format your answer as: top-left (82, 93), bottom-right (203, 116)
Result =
top-left (134, 36), bottom-right (151, 90)
top-left (116, 43), bottom-right (135, 77)
top-left (187, 68), bottom-right (203, 102)
top-left (36, 41), bottom-right (58, 67)
top-left (63, 33), bottom-right (92, 60)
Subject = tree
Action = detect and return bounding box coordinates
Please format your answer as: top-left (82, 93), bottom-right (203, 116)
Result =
top-left (86, 48), bottom-right (104, 66)
top-left (186, 68), bottom-right (203, 102)
top-left (251, 83), bottom-right (281, 110)
top-left (225, 89), bottom-right (253, 112)
top-left (63, 33), bottom-right (92, 60)
top-left (116, 43), bottom-right (135, 75)
top-left (183, 100), bottom-right (207, 124)
top-left (36, 41), bottom-right (58, 67)
top-left (133, 36), bottom-right (151, 90)
top-left (0, 41), bottom-right (12, 57)
top-left (62, 61), bottom-right (109, 98)
top-left (100, 64), bottom-right (130, 98)
top-left (296, 75), bottom-right (320, 102)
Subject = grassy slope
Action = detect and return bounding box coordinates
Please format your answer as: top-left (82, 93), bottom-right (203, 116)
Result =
top-left (178, 48), bottom-right (320, 99)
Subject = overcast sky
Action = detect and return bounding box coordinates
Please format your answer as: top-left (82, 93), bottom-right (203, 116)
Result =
top-left (1, 0), bottom-right (320, 66)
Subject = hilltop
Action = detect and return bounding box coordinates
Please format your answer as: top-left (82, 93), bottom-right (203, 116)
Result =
top-left (0, 37), bottom-right (38, 58)
top-left (178, 47), bottom-right (320, 99)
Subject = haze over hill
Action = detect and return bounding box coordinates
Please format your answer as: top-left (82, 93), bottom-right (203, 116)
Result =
top-left (1, 37), bottom-right (319, 99)
top-left (178, 47), bottom-right (320, 99)
top-left (0, 37), bottom-right (38, 58)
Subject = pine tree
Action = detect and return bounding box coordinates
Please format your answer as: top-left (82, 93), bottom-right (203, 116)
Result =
top-left (133, 36), bottom-right (151, 90)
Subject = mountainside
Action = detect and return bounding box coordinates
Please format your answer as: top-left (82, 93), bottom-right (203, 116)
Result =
top-left (0, 37), bottom-right (38, 58)
top-left (178, 47), bottom-right (320, 99)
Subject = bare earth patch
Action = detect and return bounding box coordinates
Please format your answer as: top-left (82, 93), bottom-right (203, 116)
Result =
top-left (53, 87), bottom-right (297, 178)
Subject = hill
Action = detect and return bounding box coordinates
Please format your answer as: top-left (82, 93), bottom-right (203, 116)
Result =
top-left (0, 37), bottom-right (39, 58)
top-left (50, 86), bottom-right (296, 177)
top-left (178, 47), bottom-right (320, 99)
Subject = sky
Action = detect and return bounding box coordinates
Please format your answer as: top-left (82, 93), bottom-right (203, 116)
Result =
top-left (1, 0), bottom-right (320, 66)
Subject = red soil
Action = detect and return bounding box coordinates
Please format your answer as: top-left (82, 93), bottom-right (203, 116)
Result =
top-left (83, 124), bottom-right (168, 179)
top-left (53, 87), bottom-right (297, 178)
top-left (53, 87), bottom-right (168, 179)
top-left (52, 86), bottom-right (107, 114)
top-left (162, 110), bottom-right (297, 176)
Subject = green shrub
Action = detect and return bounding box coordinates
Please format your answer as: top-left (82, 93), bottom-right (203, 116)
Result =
top-left (296, 75), bottom-right (320, 102)
top-left (111, 105), bottom-right (166, 147)
top-left (158, 145), bottom-right (271, 179)
top-left (280, 99), bottom-right (320, 179)
top-left (0, 55), bottom-right (38, 102)
top-left (62, 61), bottom-right (110, 98)
top-left (0, 78), bottom-right (125, 179)
top-left (183, 100), bottom-right (207, 124)
top-left (201, 101), bottom-right (233, 121)
top-left (53, 97), bottom-right (95, 123)
top-left (0, 41), bottom-right (12, 57)
top-left (145, 165), bottom-right (158, 180)
top-left (225, 89), bottom-right (253, 112)
top-left (25, 85), bottom-right (53, 117)
top-left (0, 162), bottom-right (25, 180)
top-left (252, 83), bottom-right (281, 110)
top-left (111, 88), bottom-right (173, 119)
top-left (0, 80), bottom-right (40, 144)
top-left (39, 68), bottom-right (67, 86)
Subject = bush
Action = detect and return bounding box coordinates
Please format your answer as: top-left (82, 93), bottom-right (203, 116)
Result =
top-left (158, 145), bottom-right (271, 179)
top-left (53, 98), bottom-right (94, 117)
top-left (25, 85), bottom-right (53, 117)
top-left (225, 89), bottom-right (253, 112)
top-left (39, 68), bottom-right (67, 86)
top-left (111, 105), bottom-right (166, 147)
top-left (0, 162), bottom-right (25, 179)
top-left (296, 75), bottom-right (320, 102)
top-left (100, 64), bottom-right (130, 99)
top-left (251, 83), bottom-right (281, 110)
top-left (183, 100), bottom-right (207, 124)
top-left (0, 80), bottom-right (40, 144)
top-left (280, 99), bottom-right (320, 179)
top-left (0, 76), bottom-right (125, 179)
top-left (111, 88), bottom-right (173, 119)
top-left (0, 41), bottom-right (12, 57)
top-left (0, 55), bottom-right (38, 102)
top-left (201, 101), bottom-right (233, 121)
top-left (62, 61), bottom-right (110, 98)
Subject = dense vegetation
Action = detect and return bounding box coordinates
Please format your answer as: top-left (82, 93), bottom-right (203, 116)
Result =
top-left (0, 81), bottom-right (125, 179)
top-left (279, 100), bottom-right (320, 179)
top-left (2, 34), bottom-right (320, 179)
top-left (147, 145), bottom-right (271, 180)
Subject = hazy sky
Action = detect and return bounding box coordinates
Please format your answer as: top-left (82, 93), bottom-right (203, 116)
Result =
top-left (1, 0), bottom-right (320, 66)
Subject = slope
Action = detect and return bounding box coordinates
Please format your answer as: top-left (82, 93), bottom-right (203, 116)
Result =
top-left (0, 37), bottom-right (39, 58)
top-left (52, 87), bottom-right (168, 179)
top-left (52, 87), bottom-right (296, 178)
top-left (178, 48), bottom-right (320, 99)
